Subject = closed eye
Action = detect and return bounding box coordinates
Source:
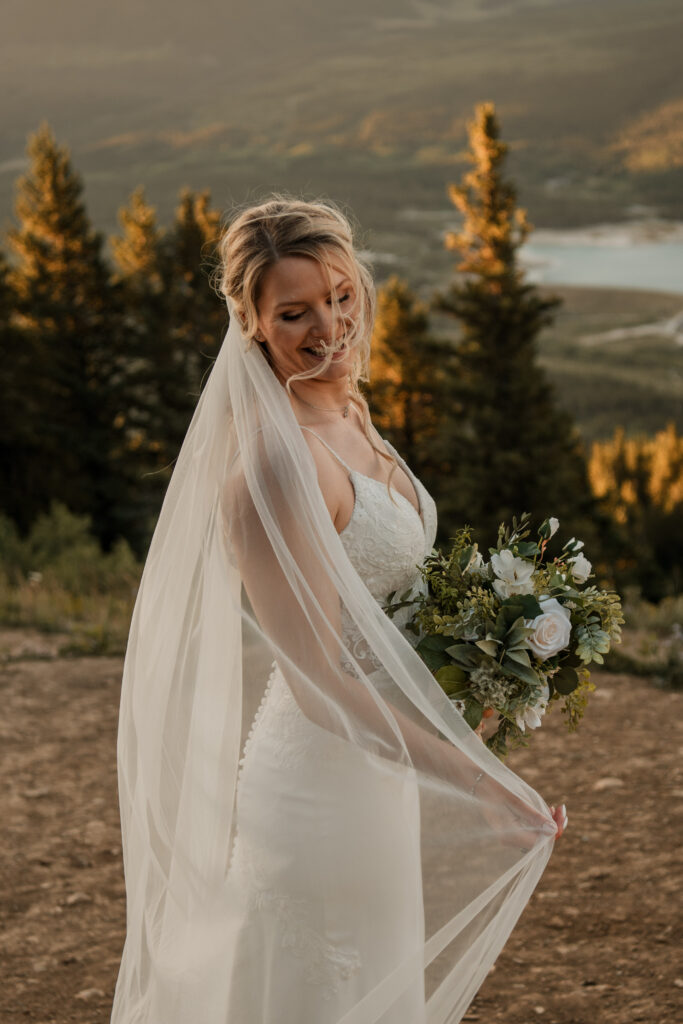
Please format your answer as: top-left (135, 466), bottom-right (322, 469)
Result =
top-left (281, 292), bottom-right (351, 322)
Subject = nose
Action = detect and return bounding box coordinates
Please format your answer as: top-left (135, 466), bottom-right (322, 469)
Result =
top-left (310, 302), bottom-right (343, 342)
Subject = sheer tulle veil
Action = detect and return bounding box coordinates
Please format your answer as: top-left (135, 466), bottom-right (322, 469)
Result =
top-left (110, 296), bottom-right (558, 1024)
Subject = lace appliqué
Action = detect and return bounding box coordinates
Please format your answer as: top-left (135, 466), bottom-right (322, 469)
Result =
top-left (339, 604), bottom-right (384, 677)
top-left (227, 666), bottom-right (362, 999)
top-left (230, 836), bottom-right (362, 999)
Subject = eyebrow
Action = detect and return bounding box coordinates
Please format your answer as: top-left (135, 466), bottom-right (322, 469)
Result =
top-left (274, 276), bottom-right (352, 311)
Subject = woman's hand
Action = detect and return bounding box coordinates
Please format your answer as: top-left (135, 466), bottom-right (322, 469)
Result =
top-left (474, 706), bottom-right (498, 742)
top-left (549, 803), bottom-right (568, 838)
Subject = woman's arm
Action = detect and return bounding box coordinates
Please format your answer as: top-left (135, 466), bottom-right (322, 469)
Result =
top-left (222, 450), bottom-right (488, 791)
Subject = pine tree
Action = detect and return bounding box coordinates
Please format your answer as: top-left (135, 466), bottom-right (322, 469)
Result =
top-left (4, 122), bottom-right (125, 545)
top-left (0, 249), bottom-right (26, 522)
top-left (164, 187), bottom-right (225, 410)
top-left (588, 423), bottom-right (683, 599)
top-left (365, 275), bottom-right (458, 492)
top-left (108, 185), bottom-right (171, 550)
top-left (434, 102), bottom-right (600, 552)
top-left (109, 186), bottom-right (226, 551)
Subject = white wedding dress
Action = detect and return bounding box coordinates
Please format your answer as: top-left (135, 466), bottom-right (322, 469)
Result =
top-left (223, 434), bottom-right (438, 1023)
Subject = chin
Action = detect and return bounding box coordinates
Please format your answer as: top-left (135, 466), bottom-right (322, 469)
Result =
top-left (319, 360), bottom-right (353, 381)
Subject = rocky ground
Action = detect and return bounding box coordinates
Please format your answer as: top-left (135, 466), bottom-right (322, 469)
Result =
top-left (1, 628), bottom-right (681, 1023)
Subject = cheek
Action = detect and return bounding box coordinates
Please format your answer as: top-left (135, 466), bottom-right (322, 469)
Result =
top-left (267, 324), bottom-right (306, 365)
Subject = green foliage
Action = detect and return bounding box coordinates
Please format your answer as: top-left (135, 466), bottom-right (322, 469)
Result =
top-left (365, 275), bottom-right (458, 495)
top-left (387, 513), bottom-right (625, 757)
top-left (588, 423), bottom-right (683, 601)
top-left (560, 669), bottom-right (596, 730)
top-left (0, 502), bottom-right (140, 598)
top-left (2, 121), bottom-right (129, 548)
top-left (1, 122), bottom-right (227, 561)
top-left (0, 502), bottom-right (141, 653)
top-left (432, 102), bottom-right (601, 556)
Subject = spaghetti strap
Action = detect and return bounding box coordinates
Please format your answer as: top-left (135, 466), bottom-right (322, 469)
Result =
top-left (299, 426), bottom-right (354, 475)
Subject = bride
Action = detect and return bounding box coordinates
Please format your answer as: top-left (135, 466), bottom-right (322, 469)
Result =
top-left (110, 195), bottom-right (566, 1024)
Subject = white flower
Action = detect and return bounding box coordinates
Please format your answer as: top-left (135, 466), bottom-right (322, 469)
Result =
top-left (524, 595), bottom-right (572, 660)
top-left (515, 683), bottom-right (550, 733)
top-left (490, 549), bottom-right (535, 599)
top-left (568, 551), bottom-right (592, 584)
top-left (548, 517), bottom-right (559, 538)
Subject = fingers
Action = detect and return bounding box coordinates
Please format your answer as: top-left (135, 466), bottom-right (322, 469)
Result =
top-left (551, 803), bottom-right (569, 837)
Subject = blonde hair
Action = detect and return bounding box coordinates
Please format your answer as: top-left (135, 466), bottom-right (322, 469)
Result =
top-left (213, 192), bottom-right (398, 488)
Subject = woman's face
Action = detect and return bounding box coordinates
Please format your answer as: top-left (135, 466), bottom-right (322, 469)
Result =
top-left (254, 254), bottom-right (358, 383)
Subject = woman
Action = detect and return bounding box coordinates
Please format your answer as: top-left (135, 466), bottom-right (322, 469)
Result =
top-left (111, 195), bottom-right (566, 1024)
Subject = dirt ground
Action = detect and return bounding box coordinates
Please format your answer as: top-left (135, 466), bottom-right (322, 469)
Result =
top-left (1, 627), bottom-right (682, 1024)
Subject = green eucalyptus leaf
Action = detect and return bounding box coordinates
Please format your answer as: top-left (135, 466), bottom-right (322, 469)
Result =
top-left (445, 644), bottom-right (482, 668)
top-left (416, 634), bottom-right (453, 653)
top-left (464, 700), bottom-right (484, 730)
top-left (506, 593), bottom-right (544, 618)
top-left (435, 665), bottom-right (469, 696)
top-left (475, 639), bottom-right (499, 657)
top-left (415, 635), bottom-right (453, 672)
top-left (506, 625), bottom-right (534, 647)
top-left (553, 666), bottom-right (579, 694)
top-left (501, 657), bottom-right (540, 687)
top-left (515, 542), bottom-right (538, 557)
top-left (505, 647), bottom-right (532, 667)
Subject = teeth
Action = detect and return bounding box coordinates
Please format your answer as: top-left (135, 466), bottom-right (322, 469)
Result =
top-left (305, 345), bottom-right (346, 357)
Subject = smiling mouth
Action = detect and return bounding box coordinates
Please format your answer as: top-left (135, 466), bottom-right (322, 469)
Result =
top-left (303, 344), bottom-right (348, 360)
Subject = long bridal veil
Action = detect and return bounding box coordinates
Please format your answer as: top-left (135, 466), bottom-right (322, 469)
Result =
top-left (111, 298), bottom-right (558, 1024)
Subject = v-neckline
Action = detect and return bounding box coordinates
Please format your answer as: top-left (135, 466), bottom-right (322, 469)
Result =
top-left (298, 425), bottom-right (424, 534)
top-left (340, 443), bottom-right (425, 538)
top-left (348, 470), bottom-right (424, 528)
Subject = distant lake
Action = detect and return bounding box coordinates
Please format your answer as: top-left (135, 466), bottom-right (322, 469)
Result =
top-left (519, 220), bottom-right (683, 296)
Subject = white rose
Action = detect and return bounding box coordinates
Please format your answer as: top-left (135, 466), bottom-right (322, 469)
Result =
top-left (548, 517), bottom-right (559, 538)
top-left (568, 552), bottom-right (592, 584)
top-left (490, 549), bottom-right (535, 599)
top-left (515, 683), bottom-right (550, 733)
top-left (524, 595), bottom-right (572, 660)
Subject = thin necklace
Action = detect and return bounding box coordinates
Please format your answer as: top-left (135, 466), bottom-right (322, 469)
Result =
top-left (292, 387), bottom-right (351, 418)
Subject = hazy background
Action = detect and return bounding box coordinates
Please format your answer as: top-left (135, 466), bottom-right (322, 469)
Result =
top-left (2, 0), bottom-right (683, 284)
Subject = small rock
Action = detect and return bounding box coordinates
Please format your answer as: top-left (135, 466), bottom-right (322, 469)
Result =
top-left (533, 1008), bottom-right (546, 1015)
top-left (23, 786), bottom-right (51, 799)
top-left (65, 891), bottom-right (92, 906)
top-left (75, 987), bottom-right (105, 1001)
top-left (592, 777), bottom-right (625, 791)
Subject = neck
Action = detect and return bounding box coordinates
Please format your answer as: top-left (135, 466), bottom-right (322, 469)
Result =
top-left (288, 377), bottom-right (351, 411)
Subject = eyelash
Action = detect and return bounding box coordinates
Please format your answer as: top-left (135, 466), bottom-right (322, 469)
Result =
top-left (281, 293), bottom-right (351, 322)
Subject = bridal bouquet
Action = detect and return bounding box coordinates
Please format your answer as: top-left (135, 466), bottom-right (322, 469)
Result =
top-left (385, 513), bottom-right (624, 758)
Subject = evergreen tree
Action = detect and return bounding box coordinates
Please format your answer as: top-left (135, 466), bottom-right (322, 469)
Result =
top-left (434, 102), bottom-right (600, 551)
top-left (0, 250), bottom-right (26, 521)
top-left (365, 275), bottom-right (458, 493)
top-left (588, 423), bottom-right (683, 599)
top-left (164, 187), bottom-right (225, 414)
top-left (4, 122), bottom-right (126, 546)
top-left (109, 186), bottom-right (225, 552)
top-left (108, 185), bottom-right (171, 551)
